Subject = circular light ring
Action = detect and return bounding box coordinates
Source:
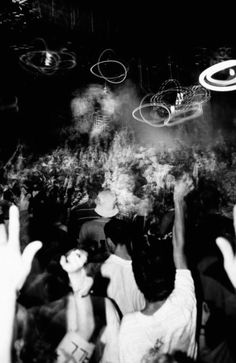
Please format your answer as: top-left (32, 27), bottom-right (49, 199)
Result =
top-left (19, 49), bottom-right (76, 74)
top-left (139, 103), bottom-right (170, 126)
top-left (139, 93), bottom-right (155, 107)
top-left (158, 78), bottom-right (182, 93)
top-left (90, 60), bottom-right (128, 84)
top-left (20, 50), bottom-right (60, 75)
top-left (98, 48), bottom-right (115, 61)
top-left (207, 71), bottom-right (236, 86)
top-left (59, 59), bottom-right (77, 70)
top-left (136, 102), bottom-right (170, 125)
top-left (199, 60), bottom-right (236, 91)
top-left (191, 85), bottom-right (211, 104)
top-left (132, 103), bottom-right (170, 127)
top-left (165, 104), bottom-right (203, 126)
top-left (58, 50), bottom-right (77, 70)
top-left (152, 87), bottom-right (194, 110)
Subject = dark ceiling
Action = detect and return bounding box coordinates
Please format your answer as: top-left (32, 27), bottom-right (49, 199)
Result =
top-left (0, 0), bottom-right (235, 156)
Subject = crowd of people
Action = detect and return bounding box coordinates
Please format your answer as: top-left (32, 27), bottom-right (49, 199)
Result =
top-left (0, 171), bottom-right (236, 363)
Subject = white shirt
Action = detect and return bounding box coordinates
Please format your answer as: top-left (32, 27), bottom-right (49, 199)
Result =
top-left (118, 269), bottom-right (197, 363)
top-left (101, 254), bottom-right (145, 315)
top-left (100, 298), bottom-right (120, 363)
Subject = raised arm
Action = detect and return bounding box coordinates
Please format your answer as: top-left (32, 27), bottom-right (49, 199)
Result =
top-left (0, 205), bottom-right (42, 363)
top-left (172, 174), bottom-right (194, 269)
top-left (216, 204), bottom-right (236, 288)
top-left (60, 249), bottom-right (94, 339)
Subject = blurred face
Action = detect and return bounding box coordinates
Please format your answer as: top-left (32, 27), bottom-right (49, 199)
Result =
top-left (65, 248), bottom-right (88, 269)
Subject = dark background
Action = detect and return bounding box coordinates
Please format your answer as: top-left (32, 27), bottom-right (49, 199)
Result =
top-left (0, 0), bottom-right (236, 158)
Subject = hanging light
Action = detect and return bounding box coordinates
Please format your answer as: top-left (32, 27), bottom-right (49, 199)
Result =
top-left (199, 59), bottom-right (236, 92)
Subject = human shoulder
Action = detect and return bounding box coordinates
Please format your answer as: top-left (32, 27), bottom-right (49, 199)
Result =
top-left (104, 254), bottom-right (131, 265)
top-left (120, 311), bottom-right (141, 327)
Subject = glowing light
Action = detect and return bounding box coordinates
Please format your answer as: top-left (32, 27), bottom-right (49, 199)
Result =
top-left (71, 84), bottom-right (121, 139)
top-left (90, 48), bottom-right (128, 84)
top-left (45, 51), bottom-right (53, 66)
top-left (132, 78), bottom-right (209, 128)
top-left (90, 113), bottom-right (110, 138)
top-left (0, 96), bottom-right (18, 112)
top-left (166, 104), bottom-right (203, 126)
top-left (132, 103), bottom-right (170, 127)
top-left (19, 44), bottom-right (77, 76)
top-left (170, 105), bottom-right (175, 114)
top-left (199, 59), bottom-right (236, 91)
top-left (191, 85), bottom-right (211, 104)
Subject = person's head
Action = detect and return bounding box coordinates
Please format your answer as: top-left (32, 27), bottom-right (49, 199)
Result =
top-left (104, 217), bottom-right (133, 254)
top-left (66, 239), bottom-right (110, 296)
top-left (132, 236), bottom-right (175, 302)
top-left (94, 189), bottom-right (119, 218)
top-left (19, 299), bottom-right (67, 363)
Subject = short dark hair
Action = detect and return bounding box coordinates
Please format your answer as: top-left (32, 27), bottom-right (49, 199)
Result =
top-left (104, 217), bottom-right (133, 247)
top-left (132, 236), bottom-right (175, 302)
top-left (77, 238), bottom-right (110, 263)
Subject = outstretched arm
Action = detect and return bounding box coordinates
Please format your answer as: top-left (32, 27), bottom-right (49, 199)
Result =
top-left (216, 204), bottom-right (236, 288)
top-left (60, 249), bottom-right (94, 340)
top-left (0, 205), bottom-right (42, 363)
top-left (172, 174), bottom-right (194, 269)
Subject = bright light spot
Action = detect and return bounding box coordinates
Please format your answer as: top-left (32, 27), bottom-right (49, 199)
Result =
top-left (170, 105), bottom-right (175, 114)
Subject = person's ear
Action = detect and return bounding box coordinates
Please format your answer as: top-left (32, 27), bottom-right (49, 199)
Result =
top-left (106, 237), bottom-right (116, 252)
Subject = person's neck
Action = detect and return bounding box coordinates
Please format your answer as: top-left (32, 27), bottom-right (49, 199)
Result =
top-left (114, 245), bottom-right (131, 260)
top-left (141, 299), bottom-right (167, 315)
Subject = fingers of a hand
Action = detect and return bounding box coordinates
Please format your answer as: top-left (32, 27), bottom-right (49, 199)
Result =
top-left (60, 255), bottom-right (76, 272)
top-left (20, 241), bottom-right (42, 289)
top-left (60, 255), bottom-right (67, 269)
top-left (68, 253), bottom-right (79, 266)
top-left (22, 241), bottom-right (42, 267)
top-left (70, 253), bottom-right (85, 269)
top-left (68, 249), bottom-right (87, 266)
top-left (8, 205), bottom-right (20, 246)
top-left (0, 224), bottom-right (7, 245)
top-left (216, 237), bottom-right (234, 266)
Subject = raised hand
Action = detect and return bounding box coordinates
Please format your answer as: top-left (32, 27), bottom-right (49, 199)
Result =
top-left (174, 173), bottom-right (194, 202)
top-left (0, 205), bottom-right (42, 363)
top-left (0, 205), bottom-right (42, 293)
top-left (60, 249), bottom-right (92, 296)
top-left (60, 249), bottom-right (88, 274)
top-left (18, 187), bottom-right (31, 212)
top-left (216, 205), bottom-right (236, 288)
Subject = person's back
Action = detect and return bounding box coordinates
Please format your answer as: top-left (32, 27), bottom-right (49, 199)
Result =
top-left (79, 217), bottom-right (110, 250)
top-left (119, 260), bottom-right (197, 362)
top-left (102, 253), bottom-right (145, 315)
top-left (77, 190), bottom-right (119, 252)
top-left (58, 247), bottom-right (120, 363)
top-left (102, 218), bottom-right (145, 316)
top-left (118, 174), bottom-right (197, 363)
